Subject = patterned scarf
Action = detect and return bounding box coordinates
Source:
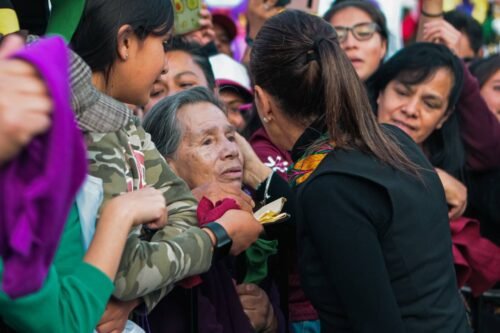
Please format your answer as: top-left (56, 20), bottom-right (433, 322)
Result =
top-left (288, 141), bottom-right (335, 187)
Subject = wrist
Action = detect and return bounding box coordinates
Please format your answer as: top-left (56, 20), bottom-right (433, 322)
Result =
top-left (202, 222), bottom-right (232, 261)
top-left (202, 228), bottom-right (217, 246)
top-left (100, 201), bottom-right (135, 228)
top-left (421, 0), bottom-right (443, 17)
top-left (421, 9), bottom-right (443, 17)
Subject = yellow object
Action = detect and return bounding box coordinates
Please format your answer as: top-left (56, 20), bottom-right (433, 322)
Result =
top-left (443, 0), bottom-right (488, 23)
top-left (254, 197), bottom-right (290, 224)
top-left (0, 8), bottom-right (19, 35)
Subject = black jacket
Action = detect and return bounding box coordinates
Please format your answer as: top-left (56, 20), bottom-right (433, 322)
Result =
top-left (293, 124), bottom-right (470, 333)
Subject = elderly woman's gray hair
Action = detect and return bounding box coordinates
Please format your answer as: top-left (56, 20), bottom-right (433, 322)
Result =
top-left (143, 86), bottom-right (226, 159)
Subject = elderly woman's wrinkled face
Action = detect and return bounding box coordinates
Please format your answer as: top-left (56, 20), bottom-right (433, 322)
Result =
top-left (169, 102), bottom-right (243, 189)
top-left (377, 68), bottom-right (453, 145)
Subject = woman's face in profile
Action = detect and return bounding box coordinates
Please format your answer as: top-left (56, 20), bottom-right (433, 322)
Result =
top-left (377, 68), bottom-right (453, 145)
top-left (329, 6), bottom-right (387, 81)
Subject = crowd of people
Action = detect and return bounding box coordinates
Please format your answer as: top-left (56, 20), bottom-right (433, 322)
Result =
top-left (0, 0), bottom-right (499, 332)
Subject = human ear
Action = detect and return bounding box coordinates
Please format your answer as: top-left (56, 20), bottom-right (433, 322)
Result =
top-left (116, 25), bottom-right (134, 61)
top-left (436, 111), bottom-right (451, 129)
top-left (254, 85), bottom-right (273, 122)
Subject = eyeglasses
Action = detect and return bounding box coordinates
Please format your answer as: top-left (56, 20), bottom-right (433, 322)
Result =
top-left (333, 22), bottom-right (380, 43)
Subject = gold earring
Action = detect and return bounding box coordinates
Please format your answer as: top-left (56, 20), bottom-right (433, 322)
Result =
top-left (263, 117), bottom-right (269, 123)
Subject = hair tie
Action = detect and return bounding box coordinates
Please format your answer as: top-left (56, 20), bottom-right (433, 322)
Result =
top-left (306, 37), bottom-right (326, 63)
top-left (313, 37), bottom-right (327, 51)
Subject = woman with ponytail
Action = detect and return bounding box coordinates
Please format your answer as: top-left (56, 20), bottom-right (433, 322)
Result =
top-left (250, 10), bottom-right (470, 332)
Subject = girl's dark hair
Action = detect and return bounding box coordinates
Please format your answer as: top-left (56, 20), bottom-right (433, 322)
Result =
top-left (251, 9), bottom-right (419, 174)
top-left (143, 87), bottom-right (224, 159)
top-left (444, 10), bottom-right (483, 56)
top-left (166, 36), bottom-right (216, 91)
top-left (323, 0), bottom-right (389, 43)
top-left (71, 0), bottom-right (173, 77)
top-left (469, 54), bottom-right (500, 87)
top-left (367, 43), bottom-right (465, 178)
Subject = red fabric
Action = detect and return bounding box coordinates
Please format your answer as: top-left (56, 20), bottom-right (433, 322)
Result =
top-left (178, 197), bottom-right (240, 288)
top-left (197, 197), bottom-right (240, 226)
top-left (402, 13), bottom-right (417, 43)
top-left (451, 217), bottom-right (500, 296)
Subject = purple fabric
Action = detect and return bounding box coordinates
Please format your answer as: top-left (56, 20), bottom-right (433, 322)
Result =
top-left (0, 37), bottom-right (87, 298)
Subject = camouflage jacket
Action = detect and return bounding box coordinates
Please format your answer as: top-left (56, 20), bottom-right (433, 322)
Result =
top-left (85, 116), bottom-right (213, 311)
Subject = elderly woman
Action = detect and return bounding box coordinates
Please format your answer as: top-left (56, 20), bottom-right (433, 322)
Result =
top-left (143, 86), bottom-right (291, 333)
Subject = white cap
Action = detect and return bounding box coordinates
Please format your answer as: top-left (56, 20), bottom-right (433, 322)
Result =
top-left (209, 53), bottom-right (253, 101)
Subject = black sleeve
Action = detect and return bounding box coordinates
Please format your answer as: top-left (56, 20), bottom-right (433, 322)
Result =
top-left (255, 172), bottom-right (295, 210)
top-left (302, 173), bottom-right (406, 332)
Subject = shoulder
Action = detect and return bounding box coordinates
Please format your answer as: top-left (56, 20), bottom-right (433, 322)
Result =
top-left (301, 172), bottom-right (392, 231)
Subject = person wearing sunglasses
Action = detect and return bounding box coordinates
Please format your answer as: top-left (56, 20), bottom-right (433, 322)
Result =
top-left (323, 0), bottom-right (388, 82)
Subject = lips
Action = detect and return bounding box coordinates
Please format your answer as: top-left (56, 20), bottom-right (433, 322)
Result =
top-left (349, 57), bottom-right (363, 67)
top-left (390, 118), bottom-right (417, 135)
top-left (221, 167), bottom-right (243, 179)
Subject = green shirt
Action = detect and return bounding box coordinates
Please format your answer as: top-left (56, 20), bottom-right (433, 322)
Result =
top-left (0, 205), bottom-right (114, 333)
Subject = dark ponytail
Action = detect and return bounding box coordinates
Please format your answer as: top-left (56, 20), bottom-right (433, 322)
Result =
top-left (251, 10), bottom-right (420, 175)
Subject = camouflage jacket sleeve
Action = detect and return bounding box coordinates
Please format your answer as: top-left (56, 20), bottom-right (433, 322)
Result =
top-left (85, 119), bottom-right (213, 311)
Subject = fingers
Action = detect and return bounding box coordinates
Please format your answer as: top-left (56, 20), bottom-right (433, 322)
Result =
top-left (422, 20), bottom-right (461, 53)
top-left (233, 190), bottom-right (255, 213)
top-left (0, 34), bottom-right (25, 59)
top-left (235, 283), bottom-right (260, 296)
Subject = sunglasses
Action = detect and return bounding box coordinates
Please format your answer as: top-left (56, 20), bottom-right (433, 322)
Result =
top-left (333, 22), bottom-right (380, 43)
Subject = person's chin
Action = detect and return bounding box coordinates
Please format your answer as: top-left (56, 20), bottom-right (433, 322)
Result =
top-left (218, 176), bottom-right (243, 189)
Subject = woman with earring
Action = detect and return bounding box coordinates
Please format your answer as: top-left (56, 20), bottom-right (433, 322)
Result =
top-left (251, 10), bottom-right (470, 332)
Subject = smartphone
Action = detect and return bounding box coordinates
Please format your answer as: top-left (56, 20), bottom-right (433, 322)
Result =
top-left (287, 0), bottom-right (320, 14)
top-left (172, 0), bottom-right (202, 35)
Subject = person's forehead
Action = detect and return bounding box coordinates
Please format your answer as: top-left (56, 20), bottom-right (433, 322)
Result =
top-left (330, 6), bottom-right (373, 25)
top-left (179, 102), bottom-right (231, 133)
top-left (166, 51), bottom-right (202, 73)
